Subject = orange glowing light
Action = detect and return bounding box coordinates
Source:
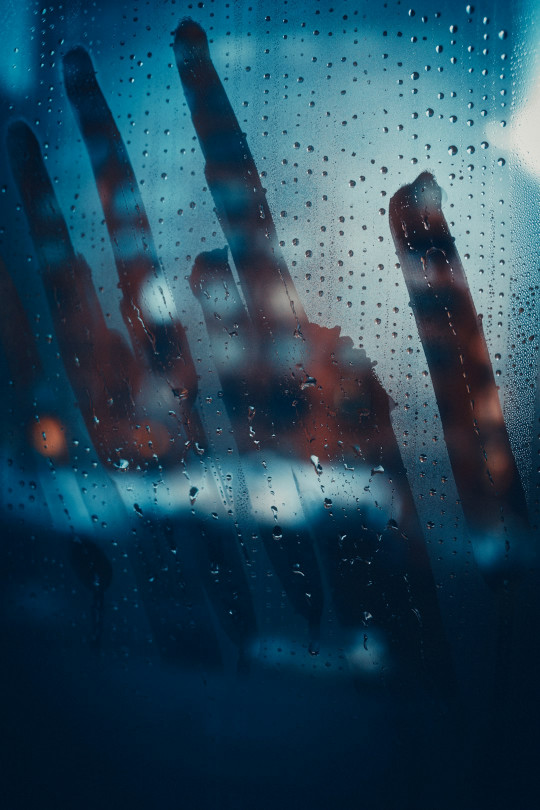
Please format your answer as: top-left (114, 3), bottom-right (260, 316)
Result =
top-left (31, 416), bottom-right (67, 457)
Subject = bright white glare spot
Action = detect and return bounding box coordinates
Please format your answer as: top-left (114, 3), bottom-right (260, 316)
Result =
top-left (487, 78), bottom-right (540, 178)
top-left (141, 274), bottom-right (179, 324)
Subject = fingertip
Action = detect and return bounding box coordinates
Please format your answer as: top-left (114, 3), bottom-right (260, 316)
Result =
top-left (7, 119), bottom-right (28, 143)
top-left (390, 171), bottom-right (440, 211)
top-left (414, 170), bottom-right (437, 187)
top-left (174, 18), bottom-right (210, 61)
top-left (6, 119), bottom-right (34, 154)
top-left (6, 120), bottom-right (41, 174)
top-left (190, 248), bottom-right (229, 296)
top-left (63, 46), bottom-right (95, 96)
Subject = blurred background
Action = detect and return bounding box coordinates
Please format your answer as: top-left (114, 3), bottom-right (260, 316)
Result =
top-left (0, 1), bottom-right (539, 808)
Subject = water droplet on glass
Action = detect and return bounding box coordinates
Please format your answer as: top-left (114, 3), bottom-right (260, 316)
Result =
top-left (310, 454), bottom-right (323, 474)
top-left (301, 375), bottom-right (317, 390)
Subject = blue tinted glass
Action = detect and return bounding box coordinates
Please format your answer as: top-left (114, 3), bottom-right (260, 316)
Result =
top-left (1, 2), bottom-right (539, 808)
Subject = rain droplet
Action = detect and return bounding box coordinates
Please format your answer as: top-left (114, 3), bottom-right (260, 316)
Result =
top-left (310, 455), bottom-right (323, 475)
top-left (301, 375), bottom-right (317, 390)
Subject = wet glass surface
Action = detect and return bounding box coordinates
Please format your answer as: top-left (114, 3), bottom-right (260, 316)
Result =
top-left (1, 2), bottom-right (539, 808)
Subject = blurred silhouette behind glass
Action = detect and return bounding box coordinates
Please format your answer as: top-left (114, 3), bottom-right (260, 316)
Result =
top-left (0, 4), bottom-right (538, 810)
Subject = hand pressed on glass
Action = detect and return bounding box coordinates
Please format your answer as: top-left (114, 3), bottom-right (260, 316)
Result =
top-left (2, 19), bottom-right (529, 689)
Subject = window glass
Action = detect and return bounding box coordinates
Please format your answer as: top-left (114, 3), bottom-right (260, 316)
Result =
top-left (1, 2), bottom-right (538, 808)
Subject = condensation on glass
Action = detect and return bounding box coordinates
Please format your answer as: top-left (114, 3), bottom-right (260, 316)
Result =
top-left (0, 2), bottom-right (538, 808)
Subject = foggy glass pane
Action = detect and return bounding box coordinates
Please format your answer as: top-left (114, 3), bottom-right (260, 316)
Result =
top-left (1, 2), bottom-right (538, 808)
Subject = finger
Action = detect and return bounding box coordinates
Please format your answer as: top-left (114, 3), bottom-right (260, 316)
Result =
top-left (190, 248), bottom-right (261, 449)
top-left (7, 120), bottom-right (141, 467)
top-left (174, 20), bottom-right (307, 340)
top-left (390, 173), bottom-right (531, 704)
top-left (191, 249), bottom-right (324, 640)
top-left (389, 171), bottom-right (530, 585)
top-left (191, 248), bottom-right (311, 453)
top-left (62, 47), bottom-right (199, 417)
